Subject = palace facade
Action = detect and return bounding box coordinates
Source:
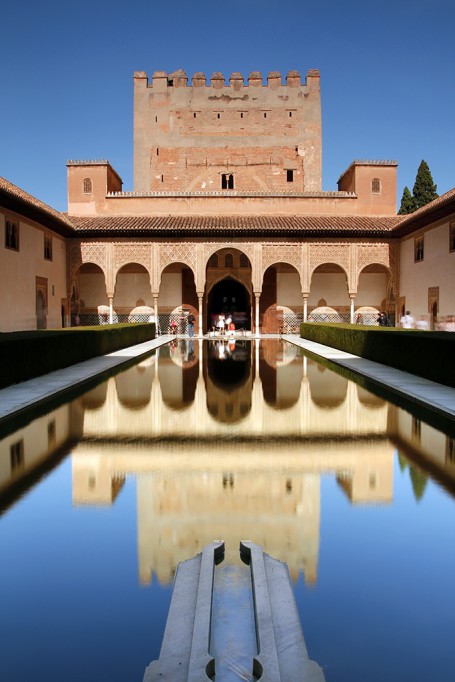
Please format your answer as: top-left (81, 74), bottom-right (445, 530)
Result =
top-left (1, 68), bottom-right (454, 333)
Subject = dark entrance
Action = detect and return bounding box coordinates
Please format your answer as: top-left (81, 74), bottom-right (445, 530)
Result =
top-left (207, 278), bottom-right (251, 331)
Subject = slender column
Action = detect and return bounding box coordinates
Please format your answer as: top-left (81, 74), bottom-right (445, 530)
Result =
top-left (303, 295), bottom-right (308, 322)
top-left (153, 293), bottom-right (159, 333)
top-left (108, 297), bottom-right (113, 324)
top-left (197, 293), bottom-right (203, 336)
top-left (254, 293), bottom-right (260, 336)
top-left (350, 295), bottom-right (355, 324)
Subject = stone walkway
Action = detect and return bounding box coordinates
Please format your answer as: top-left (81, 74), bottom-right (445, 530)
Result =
top-left (0, 334), bottom-right (454, 424)
top-left (284, 335), bottom-right (455, 419)
top-left (0, 335), bottom-right (172, 424)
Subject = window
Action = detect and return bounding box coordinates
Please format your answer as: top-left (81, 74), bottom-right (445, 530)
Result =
top-left (10, 439), bottom-right (24, 471)
top-left (446, 436), bottom-right (455, 463)
top-left (224, 253), bottom-right (234, 268)
top-left (221, 174), bottom-right (234, 190)
top-left (48, 420), bottom-right (56, 448)
top-left (414, 235), bottom-right (424, 262)
top-left (44, 234), bottom-right (52, 261)
top-left (286, 169), bottom-right (294, 183)
top-left (83, 178), bottom-right (92, 194)
top-left (371, 178), bottom-right (381, 193)
top-left (412, 416), bottom-right (421, 442)
top-left (450, 223), bottom-right (455, 252)
top-left (5, 220), bottom-right (19, 250)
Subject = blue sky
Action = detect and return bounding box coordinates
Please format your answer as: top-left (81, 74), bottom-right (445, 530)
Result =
top-left (1, 0), bottom-right (453, 212)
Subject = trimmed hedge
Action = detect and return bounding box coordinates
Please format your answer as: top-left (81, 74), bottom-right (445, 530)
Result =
top-left (0, 323), bottom-right (155, 389)
top-left (300, 323), bottom-right (455, 388)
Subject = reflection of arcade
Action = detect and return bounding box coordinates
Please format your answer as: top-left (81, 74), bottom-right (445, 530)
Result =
top-left (206, 340), bottom-right (252, 423)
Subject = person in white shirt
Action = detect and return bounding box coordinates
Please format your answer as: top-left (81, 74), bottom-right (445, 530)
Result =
top-left (400, 311), bottom-right (415, 329)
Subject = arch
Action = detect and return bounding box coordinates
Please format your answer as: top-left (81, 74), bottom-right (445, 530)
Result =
top-left (80, 382), bottom-right (108, 410)
top-left (260, 345), bottom-right (302, 409)
top-left (206, 340), bottom-right (252, 424)
top-left (114, 262), bottom-right (153, 323)
top-left (206, 275), bottom-right (251, 332)
top-left (159, 261), bottom-right (198, 333)
top-left (74, 262), bottom-right (108, 325)
top-left (357, 263), bottom-right (395, 324)
top-left (307, 361), bottom-right (348, 408)
top-left (260, 262), bottom-right (302, 333)
top-left (309, 263), bottom-right (350, 320)
top-left (158, 343), bottom-right (198, 409)
top-left (205, 248), bottom-right (253, 331)
top-left (115, 363), bottom-right (154, 410)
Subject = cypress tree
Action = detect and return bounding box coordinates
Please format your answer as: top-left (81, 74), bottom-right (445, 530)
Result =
top-left (398, 186), bottom-right (415, 214)
top-left (412, 160), bottom-right (438, 210)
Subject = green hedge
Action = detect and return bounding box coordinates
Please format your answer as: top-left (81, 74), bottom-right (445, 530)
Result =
top-left (300, 323), bottom-right (455, 388)
top-left (0, 323), bottom-right (155, 389)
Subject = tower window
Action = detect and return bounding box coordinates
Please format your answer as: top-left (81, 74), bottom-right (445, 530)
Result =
top-left (286, 169), bottom-right (294, 182)
top-left (372, 178), bottom-right (381, 193)
top-left (263, 112), bottom-right (267, 118)
top-left (217, 113), bottom-right (220, 119)
top-left (193, 112), bottom-right (197, 118)
top-left (289, 111), bottom-right (292, 117)
top-left (221, 174), bottom-right (234, 190)
top-left (83, 178), bottom-right (92, 194)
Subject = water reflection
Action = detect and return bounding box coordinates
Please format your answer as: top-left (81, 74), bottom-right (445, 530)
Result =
top-left (1, 339), bottom-right (455, 587)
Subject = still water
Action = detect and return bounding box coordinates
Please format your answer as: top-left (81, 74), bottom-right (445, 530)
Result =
top-left (0, 339), bottom-right (454, 682)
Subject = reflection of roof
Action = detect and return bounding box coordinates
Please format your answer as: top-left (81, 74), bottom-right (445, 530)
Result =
top-left (68, 214), bottom-right (401, 237)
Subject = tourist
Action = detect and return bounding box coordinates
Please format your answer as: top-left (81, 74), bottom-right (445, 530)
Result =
top-left (356, 313), bottom-right (363, 324)
top-left (187, 312), bottom-right (196, 337)
top-left (416, 315), bottom-right (429, 330)
top-left (217, 314), bottom-right (225, 334)
top-left (400, 311), bottom-right (415, 329)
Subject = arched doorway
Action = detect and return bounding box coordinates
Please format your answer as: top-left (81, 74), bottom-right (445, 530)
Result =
top-left (36, 290), bottom-right (46, 329)
top-left (207, 278), bottom-right (251, 331)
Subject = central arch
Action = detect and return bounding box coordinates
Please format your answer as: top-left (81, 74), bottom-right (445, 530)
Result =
top-left (207, 277), bottom-right (251, 331)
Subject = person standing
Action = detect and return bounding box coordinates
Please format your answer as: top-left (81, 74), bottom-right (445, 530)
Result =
top-left (187, 312), bottom-right (196, 337)
top-left (400, 310), bottom-right (415, 329)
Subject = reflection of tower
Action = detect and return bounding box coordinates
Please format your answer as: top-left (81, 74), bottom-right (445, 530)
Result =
top-left (135, 446), bottom-right (322, 586)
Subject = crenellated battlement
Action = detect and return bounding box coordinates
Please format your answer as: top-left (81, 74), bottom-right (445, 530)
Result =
top-left (133, 68), bottom-right (319, 90)
top-left (133, 66), bottom-right (322, 194)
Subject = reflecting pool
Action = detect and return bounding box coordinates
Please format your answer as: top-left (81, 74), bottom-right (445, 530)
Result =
top-left (0, 339), bottom-right (454, 681)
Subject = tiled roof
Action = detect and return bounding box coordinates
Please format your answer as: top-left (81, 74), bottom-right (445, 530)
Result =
top-left (68, 214), bottom-right (402, 237)
top-left (0, 176), bottom-right (75, 235)
top-left (392, 188), bottom-right (455, 237)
